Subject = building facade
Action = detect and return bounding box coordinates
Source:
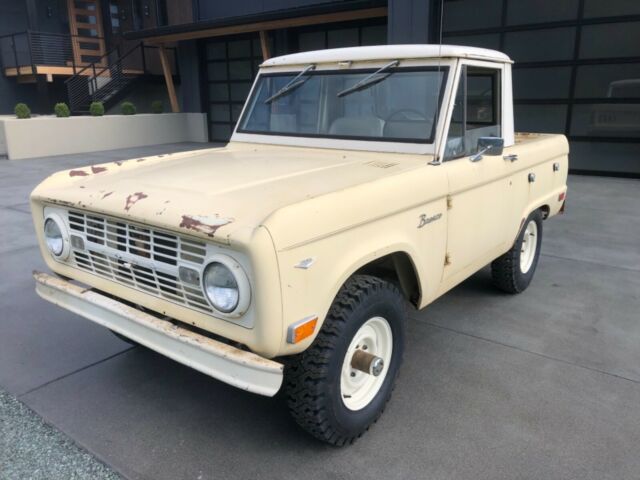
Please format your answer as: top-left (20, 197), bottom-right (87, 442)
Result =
top-left (1, 1), bottom-right (638, 175)
top-left (0, 0), bottom-right (177, 115)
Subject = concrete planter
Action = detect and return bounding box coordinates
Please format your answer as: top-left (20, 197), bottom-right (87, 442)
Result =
top-left (0, 113), bottom-right (208, 160)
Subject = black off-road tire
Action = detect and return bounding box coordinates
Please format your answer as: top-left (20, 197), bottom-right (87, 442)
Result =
top-left (491, 209), bottom-right (543, 294)
top-left (284, 275), bottom-right (406, 446)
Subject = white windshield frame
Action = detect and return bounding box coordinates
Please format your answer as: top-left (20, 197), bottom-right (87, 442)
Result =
top-left (231, 59), bottom-right (458, 155)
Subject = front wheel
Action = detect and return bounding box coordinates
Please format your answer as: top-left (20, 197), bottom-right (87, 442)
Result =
top-left (491, 209), bottom-right (543, 294)
top-left (285, 275), bottom-right (406, 446)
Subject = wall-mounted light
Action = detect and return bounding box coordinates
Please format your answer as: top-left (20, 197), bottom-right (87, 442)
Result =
top-left (46, 6), bottom-right (53, 17)
top-left (143, 4), bottom-right (150, 16)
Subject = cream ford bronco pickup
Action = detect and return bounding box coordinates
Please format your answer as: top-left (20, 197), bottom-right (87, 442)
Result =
top-left (31, 45), bottom-right (568, 445)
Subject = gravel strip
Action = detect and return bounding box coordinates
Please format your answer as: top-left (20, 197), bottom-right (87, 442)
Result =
top-left (0, 389), bottom-right (121, 480)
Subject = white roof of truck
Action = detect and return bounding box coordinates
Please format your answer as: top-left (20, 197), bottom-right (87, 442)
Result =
top-left (262, 44), bottom-right (512, 67)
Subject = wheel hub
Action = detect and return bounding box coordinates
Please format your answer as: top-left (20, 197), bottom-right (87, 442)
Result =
top-left (520, 219), bottom-right (538, 274)
top-left (351, 349), bottom-right (385, 376)
top-left (340, 316), bottom-right (393, 411)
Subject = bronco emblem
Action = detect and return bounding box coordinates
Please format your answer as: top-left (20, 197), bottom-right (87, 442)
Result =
top-left (417, 213), bottom-right (442, 228)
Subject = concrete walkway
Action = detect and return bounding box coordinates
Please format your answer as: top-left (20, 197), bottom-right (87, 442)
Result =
top-left (1, 144), bottom-right (639, 479)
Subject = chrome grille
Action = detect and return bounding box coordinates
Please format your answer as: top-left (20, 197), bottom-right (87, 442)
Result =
top-left (67, 210), bottom-right (214, 315)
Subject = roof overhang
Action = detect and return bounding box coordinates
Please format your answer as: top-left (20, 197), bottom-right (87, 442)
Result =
top-left (124, 1), bottom-right (387, 44)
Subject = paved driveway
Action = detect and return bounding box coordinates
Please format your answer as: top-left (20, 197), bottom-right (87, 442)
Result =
top-left (1, 145), bottom-right (639, 480)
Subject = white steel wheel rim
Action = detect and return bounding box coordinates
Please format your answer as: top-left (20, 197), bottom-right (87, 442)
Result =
top-left (520, 220), bottom-right (538, 274)
top-left (340, 316), bottom-right (393, 411)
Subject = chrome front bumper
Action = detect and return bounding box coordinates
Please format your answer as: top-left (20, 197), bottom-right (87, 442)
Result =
top-left (34, 272), bottom-right (283, 396)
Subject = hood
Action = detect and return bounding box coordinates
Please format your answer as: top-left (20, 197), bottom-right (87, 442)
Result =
top-left (31, 142), bottom-right (428, 245)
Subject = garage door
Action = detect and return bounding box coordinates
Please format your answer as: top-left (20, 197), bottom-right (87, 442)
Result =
top-left (203, 22), bottom-right (386, 143)
top-left (204, 36), bottom-right (263, 142)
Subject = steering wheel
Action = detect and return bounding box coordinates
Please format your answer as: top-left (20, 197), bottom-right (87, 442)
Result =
top-left (385, 109), bottom-right (428, 122)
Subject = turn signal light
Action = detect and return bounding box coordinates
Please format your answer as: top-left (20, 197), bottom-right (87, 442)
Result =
top-left (287, 316), bottom-right (318, 344)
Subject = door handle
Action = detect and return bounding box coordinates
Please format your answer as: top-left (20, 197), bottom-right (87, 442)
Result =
top-left (503, 154), bottom-right (518, 162)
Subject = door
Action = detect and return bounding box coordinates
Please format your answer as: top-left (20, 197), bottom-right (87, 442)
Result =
top-left (67, 0), bottom-right (107, 66)
top-left (441, 62), bottom-right (512, 288)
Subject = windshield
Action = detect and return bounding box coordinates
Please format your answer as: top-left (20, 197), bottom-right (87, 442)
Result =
top-left (237, 66), bottom-right (449, 143)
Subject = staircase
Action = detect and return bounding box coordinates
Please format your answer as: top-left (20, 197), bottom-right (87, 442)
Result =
top-left (65, 43), bottom-right (147, 114)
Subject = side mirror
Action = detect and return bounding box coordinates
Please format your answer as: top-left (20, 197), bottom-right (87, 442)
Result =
top-left (470, 137), bottom-right (504, 162)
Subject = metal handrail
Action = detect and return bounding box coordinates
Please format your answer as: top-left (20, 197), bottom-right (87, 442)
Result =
top-left (0, 30), bottom-right (107, 76)
top-left (65, 42), bottom-right (177, 112)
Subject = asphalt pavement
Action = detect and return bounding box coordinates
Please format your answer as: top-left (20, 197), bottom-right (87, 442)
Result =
top-left (0, 143), bottom-right (639, 480)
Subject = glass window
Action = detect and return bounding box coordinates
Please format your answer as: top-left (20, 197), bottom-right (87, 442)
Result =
top-left (229, 60), bottom-right (253, 80)
top-left (210, 104), bottom-right (230, 123)
top-left (361, 25), bottom-right (386, 46)
top-left (579, 22), bottom-right (640, 59)
top-left (239, 67), bottom-right (449, 143)
top-left (570, 104), bottom-right (640, 138)
top-left (514, 105), bottom-right (567, 133)
top-left (206, 42), bottom-right (226, 60)
top-left (506, 0), bottom-right (579, 25)
top-left (209, 83), bottom-right (229, 102)
top-left (568, 141), bottom-right (640, 174)
top-left (575, 64), bottom-right (640, 99)
top-left (443, 0), bottom-right (503, 31)
top-left (207, 62), bottom-right (227, 81)
top-left (444, 66), bottom-right (502, 160)
top-left (210, 124), bottom-right (233, 142)
top-left (109, 4), bottom-right (120, 34)
top-left (504, 27), bottom-right (576, 62)
top-left (328, 28), bottom-right (359, 48)
top-left (231, 104), bottom-right (244, 122)
top-left (156, 0), bottom-right (168, 26)
top-left (230, 83), bottom-right (251, 102)
top-left (513, 67), bottom-right (572, 99)
top-left (299, 31), bottom-right (325, 52)
top-left (228, 39), bottom-right (251, 59)
top-left (584, 0), bottom-right (640, 18)
top-left (446, 34), bottom-right (501, 50)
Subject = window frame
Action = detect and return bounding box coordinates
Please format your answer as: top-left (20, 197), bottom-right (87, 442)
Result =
top-left (440, 60), bottom-right (505, 162)
top-left (236, 66), bottom-right (450, 145)
top-left (232, 59), bottom-right (458, 156)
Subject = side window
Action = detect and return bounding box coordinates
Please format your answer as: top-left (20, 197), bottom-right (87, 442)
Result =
top-left (444, 66), bottom-right (501, 160)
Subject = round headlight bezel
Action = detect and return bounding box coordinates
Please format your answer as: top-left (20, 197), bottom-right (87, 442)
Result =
top-left (201, 255), bottom-right (251, 317)
top-left (43, 213), bottom-right (70, 260)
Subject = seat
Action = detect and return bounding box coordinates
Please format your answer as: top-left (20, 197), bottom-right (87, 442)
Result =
top-left (328, 116), bottom-right (385, 137)
top-left (383, 120), bottom-right (432, 140)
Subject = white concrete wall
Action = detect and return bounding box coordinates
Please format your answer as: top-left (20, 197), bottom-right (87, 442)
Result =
top-left (0, 115), bottom-right (9, 157)
top-left (1, 113), bottom-right (208, 160)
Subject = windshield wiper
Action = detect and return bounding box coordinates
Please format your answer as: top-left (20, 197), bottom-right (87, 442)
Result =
top-left (264, 64), bottom-right (316, 104)
top-left (337, 60), bottom-right (400, 98)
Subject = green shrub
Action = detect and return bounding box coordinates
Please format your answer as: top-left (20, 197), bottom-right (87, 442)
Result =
top-left (121, 101), bottom-right (136, 115)
top-left (151, 100), bottom-right (164, 114)
top-left (54, 102), bottom-right (70, 118)
top-left (14, 103), bottom-right (31, 119)
top-left (89, 101), bottom-right (104, 116)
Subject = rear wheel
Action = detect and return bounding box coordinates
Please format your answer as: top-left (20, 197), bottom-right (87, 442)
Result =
top-left (491, 209), bottom-right (543, 294)
top-left (285, 275), bottom-right (406, 446)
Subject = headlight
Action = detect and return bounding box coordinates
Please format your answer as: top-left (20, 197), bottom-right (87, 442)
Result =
top-left (44, 215), bottom-right (69, 259)
top-left (202, 256), bottom-right (251, 316)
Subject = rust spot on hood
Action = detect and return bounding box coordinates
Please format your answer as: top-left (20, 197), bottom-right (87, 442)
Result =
top-left (102, 191), bottom-right (114, 199)
top-left (69, 170), bottom-right (89, 177)
top-left (179, 215), bottom-right (233, 237)
top-left (91, 165), bottom-right (108, 174)
top-left (114, 160), bottom-right (124, 166)
top-left (124, 192), bottom-right (148, 211)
